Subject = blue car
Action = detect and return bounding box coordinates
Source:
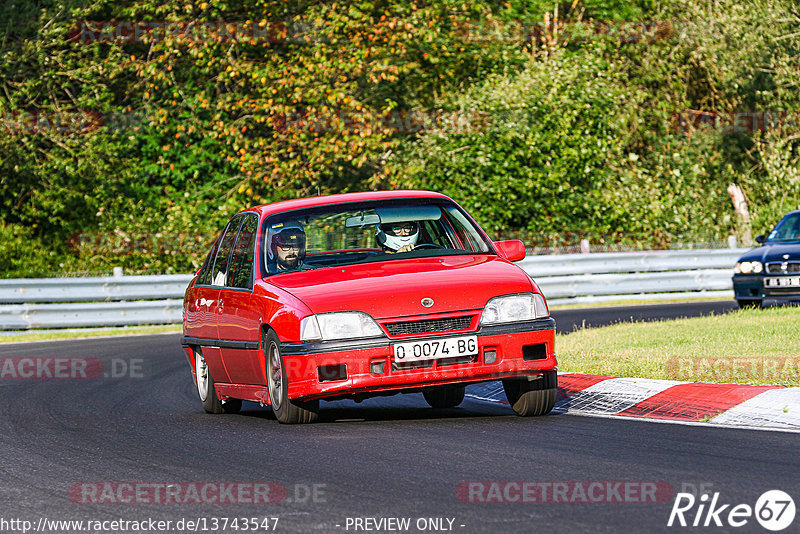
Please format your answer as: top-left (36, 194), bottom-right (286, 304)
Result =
top-left (732, 210), bottom-right (800, 308)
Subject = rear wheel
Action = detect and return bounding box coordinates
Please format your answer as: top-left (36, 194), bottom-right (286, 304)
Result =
top-left (737, 299), bottom-right (763, 309)
top-left (503, 372), bottom-right (557, 417)
top-left (195, 349), bottom-right (241, 414)
top-left (422, 384), bottom-right (466, 409)
top-left (265, 330), bottom-right (319, 424)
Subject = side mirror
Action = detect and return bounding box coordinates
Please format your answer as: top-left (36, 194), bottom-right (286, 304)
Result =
top-left (755, 235), bottom-right (766, 244)
top-left (494, 240), bottom-right (526, 262)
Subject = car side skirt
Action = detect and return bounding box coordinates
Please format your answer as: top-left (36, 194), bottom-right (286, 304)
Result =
top-left (181, 336), bottom-right (259, 350)
top-left (214, 383), bottom-right (270, 404)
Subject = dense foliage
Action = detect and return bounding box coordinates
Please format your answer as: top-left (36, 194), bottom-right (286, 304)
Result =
top-left (1, 0), bottom-right (798, 276)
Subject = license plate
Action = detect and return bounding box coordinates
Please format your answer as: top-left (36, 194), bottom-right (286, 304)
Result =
top-left (393, 335), bottom-right (478, 363)
top-left (765, 277), bottom-right (800, 287)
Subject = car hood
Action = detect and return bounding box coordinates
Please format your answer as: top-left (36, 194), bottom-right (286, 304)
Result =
top-left (738, 242), bottom-right (800, 263)
top-left (268, 255), bottom-right (534, 320)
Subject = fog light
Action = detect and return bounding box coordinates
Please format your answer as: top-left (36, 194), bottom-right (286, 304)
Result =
top-left (522, 344), bottom-right (547, 361)
top-left (484, 350), bottom-right (497, 364)
top-left (318, 364), bottom-right (347, 382)
top-left (370, 360), bottom-right (386, 375)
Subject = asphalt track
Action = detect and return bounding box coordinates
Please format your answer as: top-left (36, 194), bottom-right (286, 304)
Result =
top-left (0, 302), bottom-right (798, 534)
top-left (550, 300), bottom-right (739, 333)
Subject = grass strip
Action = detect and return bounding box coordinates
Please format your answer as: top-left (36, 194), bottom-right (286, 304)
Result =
top-left (557, 306), bottom-right (800, 386)
top-left (0, 324), bottom-right (182, 344)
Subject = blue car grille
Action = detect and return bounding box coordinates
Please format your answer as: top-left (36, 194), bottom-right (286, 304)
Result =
top-left (766, 262), bottom-right (800, 274)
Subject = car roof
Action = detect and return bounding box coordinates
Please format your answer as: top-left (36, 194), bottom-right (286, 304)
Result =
top-left (241, 190), bottom-right (455, 218)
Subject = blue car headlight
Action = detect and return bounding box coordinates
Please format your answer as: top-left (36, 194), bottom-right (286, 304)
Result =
top-left (734, 261), bottom-right (763, 274)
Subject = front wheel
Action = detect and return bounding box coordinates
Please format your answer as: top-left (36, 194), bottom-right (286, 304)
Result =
top-left (423, 384), bottom-right (465, 409)
top-left (503, 372), bottom-right (557, 417)
top-left (265, 330), bottom-right (319, 424)
top-left (195, 349), bottom-right (241, 414)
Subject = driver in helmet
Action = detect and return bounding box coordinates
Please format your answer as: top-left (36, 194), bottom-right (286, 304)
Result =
top-left (267, 221), bottom-right (309, 272)
top-left (376, 221), bottom-right (419, 253)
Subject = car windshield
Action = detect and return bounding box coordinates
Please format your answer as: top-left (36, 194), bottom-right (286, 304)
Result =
top-left (262, 199), bottom-right (493, 274)
top-left (767, 212), bottom-right (800, 242)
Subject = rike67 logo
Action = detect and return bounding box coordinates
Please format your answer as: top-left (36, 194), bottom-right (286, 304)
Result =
top-left (668, 490), bottom-right (796, 531)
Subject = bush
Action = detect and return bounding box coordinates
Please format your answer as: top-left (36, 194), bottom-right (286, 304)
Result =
top-left (0, 223), bottom-right (71, 278)
top-left (385, 49), bottom-right (631, 235)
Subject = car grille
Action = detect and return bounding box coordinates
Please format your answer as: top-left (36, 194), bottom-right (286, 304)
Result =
top-left (391, 354), bottom-right (478, 372)
top-left (392, 359), bottom-right (433, 371)
top-left (766, 262), bottom-right (800, 274)
top-left (383, 316), bottom-right (473, 336)
top-left (764, 287), bottom-right (800, 296)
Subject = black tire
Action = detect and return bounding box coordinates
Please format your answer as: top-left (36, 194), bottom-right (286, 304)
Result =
top-left (194, 348), bottom-right (242, 414)
top-left (737, 299), bottom-right (763, 309)
top-left (265, 329), bottom-right (319, 424)
top-left (422, 384), bottom-right (466, 409)
top-left (502, 372), bottom-right (557, 417)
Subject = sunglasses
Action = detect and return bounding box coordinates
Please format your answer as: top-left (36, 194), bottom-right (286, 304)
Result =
top-left (391, 223), bottom-right (415, 233)
top-left (277, 242), bottom-right (301, 251)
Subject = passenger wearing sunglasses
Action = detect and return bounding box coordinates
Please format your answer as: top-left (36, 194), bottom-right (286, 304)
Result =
top-left (376, 221), bottom-right (419, 253)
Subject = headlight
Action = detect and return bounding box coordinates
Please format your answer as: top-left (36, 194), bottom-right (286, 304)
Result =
top-left (480, 293), bottom-right (548, 325)
top-left (735, 261), bottom-right (763, 274)
top-left (300, 312), bottom-right (384, 341)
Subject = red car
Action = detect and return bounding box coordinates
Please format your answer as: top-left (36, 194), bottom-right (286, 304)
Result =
top-left (182, 191), bottom-right (557, 423)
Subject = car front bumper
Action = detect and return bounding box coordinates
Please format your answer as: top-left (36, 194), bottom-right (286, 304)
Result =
top-left (279, 318), bottom-right (557, 401)
top-left (733, 275), bottom-right (800, 301)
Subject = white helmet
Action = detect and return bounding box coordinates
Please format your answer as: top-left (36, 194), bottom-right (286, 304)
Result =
top-left (376, 221), bottom-right (419, 251)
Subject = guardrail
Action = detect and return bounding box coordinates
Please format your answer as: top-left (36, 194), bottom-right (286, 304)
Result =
top-left (519, 249), bottom-right (745, 305)
top-left (0, 248), bottom-right (746, 329)
top-left (0, 300), bottom-right (185, 330)
top-left (0, 274), bottom-right (193, 330)
top-left (0, 274), bottom-right (193, 304)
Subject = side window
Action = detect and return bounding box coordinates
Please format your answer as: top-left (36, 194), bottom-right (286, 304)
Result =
top-left (444, 206), bottom-right (486, 252)
top-left (197, 241), bottom-right (218, 286)
top-left (210, 216), bottom-right (244, 287)
top-left (228, 215), bottom-right (258, 289)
